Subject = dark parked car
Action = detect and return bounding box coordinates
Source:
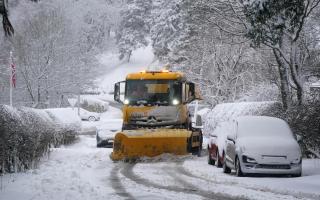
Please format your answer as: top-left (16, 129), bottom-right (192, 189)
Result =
top-left (207, 122), bottom-right (229, 167)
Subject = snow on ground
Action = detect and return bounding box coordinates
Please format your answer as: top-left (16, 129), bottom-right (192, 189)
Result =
top-left (0, 135), bottom-right (115, 200)
top-left (182, 156), bottom-right (320, 199)
top-left (81, 105), bottom-right (122, 132)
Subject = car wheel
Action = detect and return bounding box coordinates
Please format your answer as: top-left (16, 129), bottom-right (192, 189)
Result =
top-left (235, 156), bottom-right (244, 177)
top-left (208, 149), bottom-right (215, 165)
top-left (88, 116), bottom-right (96, 122)
top-left (216, 150), bottom-right (223, 168)
top-left (223, 153), bottom-right (231, 174)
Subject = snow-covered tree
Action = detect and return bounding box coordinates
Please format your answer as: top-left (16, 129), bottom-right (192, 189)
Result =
top-left (0, 0), bottom-right (14, 36)
top-left (116, 0), bottom-right (152, 62)
top-left (241, 0), bottom-right (320, 108)
top-left (150, 0), bottom-right (188, 63)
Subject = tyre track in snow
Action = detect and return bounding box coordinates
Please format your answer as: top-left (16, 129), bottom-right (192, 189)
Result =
top-left (110, 164), bottom-right (136, 200)
top-left (165, 163), bottom-right (239, 200)
top-left (120, 162), bottom-right (237, 200)
top-left (174, 162), bottom-right (320, 200)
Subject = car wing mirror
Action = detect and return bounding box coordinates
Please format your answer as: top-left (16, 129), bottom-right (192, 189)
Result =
top-left (227, 134), bottom-right (235, 143)
top-left (296, 134), bottom-right (302, 142)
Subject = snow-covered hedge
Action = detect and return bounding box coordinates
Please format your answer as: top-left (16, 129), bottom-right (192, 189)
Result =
top-left (0, 105), bottom-right (80, 174)
top-left (284, 103), bottom-right (320, 158)
top-left (79, 96), bottom-right (109, 113)
top-left (203, 101), bottom-right (283, 136)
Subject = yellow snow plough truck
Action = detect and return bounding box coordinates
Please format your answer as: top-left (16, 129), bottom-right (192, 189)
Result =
top-left (110, 70), bottom-right (203, 161)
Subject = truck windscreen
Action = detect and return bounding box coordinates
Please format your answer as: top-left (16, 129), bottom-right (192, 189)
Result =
top-left (125, 80), bottom-right (182, 106)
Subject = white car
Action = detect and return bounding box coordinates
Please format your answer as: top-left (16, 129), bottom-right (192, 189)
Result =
top-left (96, 124), bottom-right (119, 148)
top-left (78, 108), bottom-right (101, 121)
top-left (223, 116), bottom-right (302, 177)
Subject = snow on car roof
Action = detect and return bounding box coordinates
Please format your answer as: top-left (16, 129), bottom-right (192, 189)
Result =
top-left (236, 116), bottom-right (293, 138)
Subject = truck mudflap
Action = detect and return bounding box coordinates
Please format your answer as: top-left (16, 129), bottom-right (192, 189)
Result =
top-left (110, 129), bottom-right (193, 161)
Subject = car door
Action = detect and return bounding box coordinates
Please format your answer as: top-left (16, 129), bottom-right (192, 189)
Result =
top-left (225, 121), bottom-right (237, 168)
top-left (229, 121), bottom-right (238, 167)
top-left (209, 129), bottom-right (218, 160)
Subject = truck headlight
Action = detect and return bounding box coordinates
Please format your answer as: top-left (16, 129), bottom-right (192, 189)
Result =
top-left (124, 99), bottom-right (130, 105)
top-left (172, 99), bottom-right (179, 105)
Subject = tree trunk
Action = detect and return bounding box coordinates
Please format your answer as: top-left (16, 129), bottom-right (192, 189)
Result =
top-left (126, 50), bottom-right (132, 63)
top-left (289, 42), bottom-right (303, 105)
top-left (273, 49), bottom-right (290, 110)
top-left (37, 83), bottom-right (41, 108)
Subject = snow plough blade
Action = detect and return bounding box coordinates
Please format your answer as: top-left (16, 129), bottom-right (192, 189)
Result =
top-left (110, 129), bottom-right (192, 161)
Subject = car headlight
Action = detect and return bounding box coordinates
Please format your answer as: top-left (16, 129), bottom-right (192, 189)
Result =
top-left (291, 157), bottom-right (302, 164)
top-left (242, 155), bottom-right (257, 164)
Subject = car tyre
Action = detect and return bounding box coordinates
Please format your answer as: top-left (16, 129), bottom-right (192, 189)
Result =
top-left (216, 150), bottom-right (223, 168)
top-left (88, 116), bottom-right (96, 122)
top-left (223, 153), bottom-right (231, 174)
top-left (208, 149), bottom-right (215, 165)
top-left (235, 156), bottom-right (244, 177)
top-left (291, 172), bottom-right (302, 177)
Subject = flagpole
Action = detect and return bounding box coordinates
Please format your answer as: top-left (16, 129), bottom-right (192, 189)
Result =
top-left (9, 51), bottom-right (12, 106)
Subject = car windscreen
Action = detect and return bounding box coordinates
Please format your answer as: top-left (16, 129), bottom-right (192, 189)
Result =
top-left (125, 80), bottom-right (181, 106)
top-left (237, 118), bottom-right (293, 138)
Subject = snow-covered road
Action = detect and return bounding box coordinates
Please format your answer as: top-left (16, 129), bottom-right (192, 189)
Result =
top-left (1, 131), bottom-right (320, 200)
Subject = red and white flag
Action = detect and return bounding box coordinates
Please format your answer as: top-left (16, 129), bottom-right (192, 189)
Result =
top-left (10, 53), bottom-right (16, 88)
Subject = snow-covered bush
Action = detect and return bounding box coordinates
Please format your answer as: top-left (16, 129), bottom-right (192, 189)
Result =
top-left (80, 96), bottom-right (109, 113)
top-left (284, 103), bottom-right (320, 158)
top-left (45, 108), bottom-right (81, 147)
top-left (0, 105), bottom-right (80, 174)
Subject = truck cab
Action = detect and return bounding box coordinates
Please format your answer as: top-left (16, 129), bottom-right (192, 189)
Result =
top-left (114, 70), bottom-right (200, 130)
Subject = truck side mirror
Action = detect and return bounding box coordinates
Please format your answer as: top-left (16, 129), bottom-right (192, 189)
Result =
top-left (114, 82), bottom-right (121, 103)
top-left (114, 81), bottom-right (125, 103)
top-left (187, 82), bottom-right (201, 103)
